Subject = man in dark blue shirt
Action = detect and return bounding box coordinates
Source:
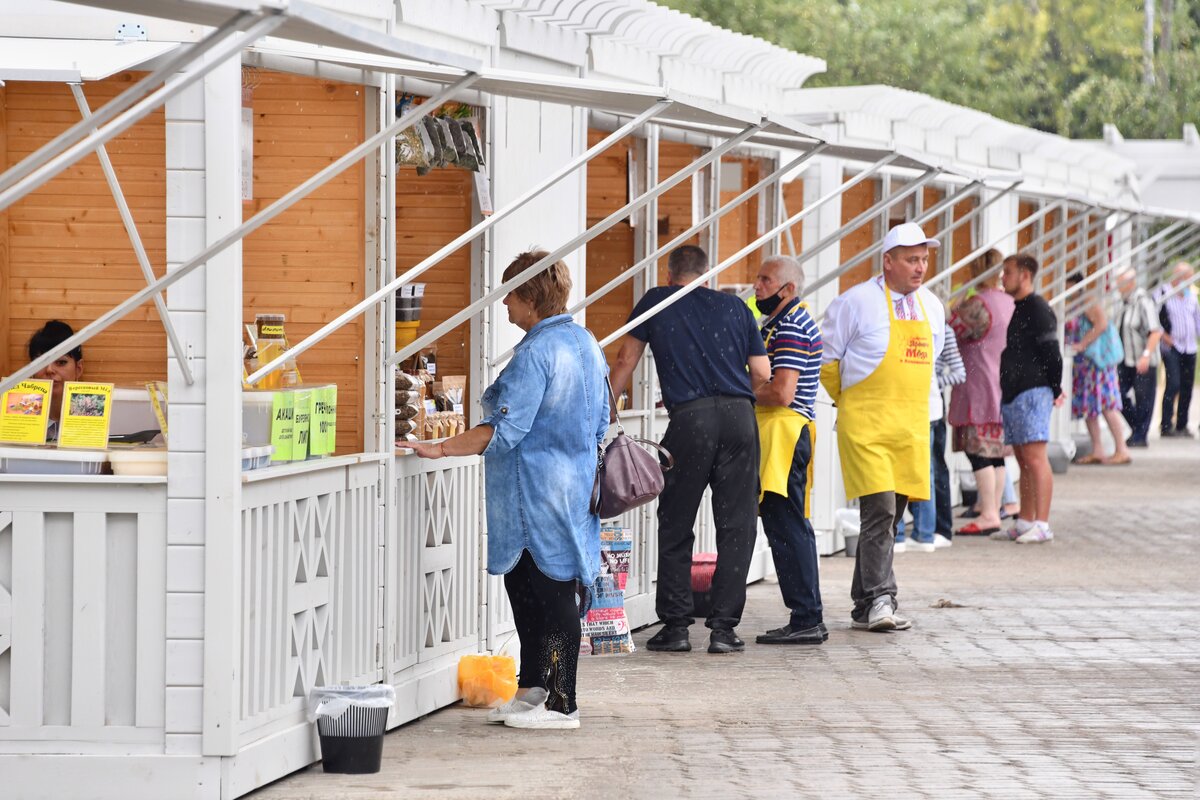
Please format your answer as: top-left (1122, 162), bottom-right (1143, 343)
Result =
top-left (609, 245), bottom-right (769, 655)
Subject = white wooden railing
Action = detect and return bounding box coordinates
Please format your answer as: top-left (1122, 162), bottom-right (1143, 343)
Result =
top-left (389, 454), bottom-right (482, 682)
top-left (0, 477), bottom-right (167, 754)
top-left (237, 458), bottom-right (384, 746)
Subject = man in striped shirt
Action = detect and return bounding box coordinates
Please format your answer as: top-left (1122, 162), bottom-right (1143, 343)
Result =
top-left (752, 255), bottom-right (826, 645)
top-left (1156, 262), bottom-right (1200, 437)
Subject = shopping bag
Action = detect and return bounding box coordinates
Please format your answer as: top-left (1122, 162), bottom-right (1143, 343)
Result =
top-left (580, 526), bottom-right (635, 656)
top-left (457, 654), bottom-right (518, 708)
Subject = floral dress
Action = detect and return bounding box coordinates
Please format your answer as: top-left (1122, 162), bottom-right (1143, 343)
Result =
top-left (1065, 316), bottom-right (1123, 420)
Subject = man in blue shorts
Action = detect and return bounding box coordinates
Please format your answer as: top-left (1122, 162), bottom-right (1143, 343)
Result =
top-left (998, 252), bottom-right (1063, 544)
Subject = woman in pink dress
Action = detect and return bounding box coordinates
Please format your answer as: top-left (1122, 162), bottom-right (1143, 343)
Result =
top-left (948, 250), bottom-right (1015, 536)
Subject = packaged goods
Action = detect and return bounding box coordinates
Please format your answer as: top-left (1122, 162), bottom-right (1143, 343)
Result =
top-left (395, 404), bottom-right (418, 421)
top-left (457, 655), bottom-right (517, 708)
top-left (396, 419), bottom-right (416, 437)
top-left (394, 371), bottom-right (421, 391)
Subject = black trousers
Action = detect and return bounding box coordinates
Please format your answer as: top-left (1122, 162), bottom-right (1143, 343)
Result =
top-left (1160, 348), bottom-right (1196, 432)
top-left (1118, 364), bottom-right (1158, 443)
top-left (656, 396), bottom-right (759, 631)
top-left (931, 417), bottom-right (953, 537)
top-left (759, 422), bottom-right (823, 629)
top-left (503, 550), bottom-right (581, 714)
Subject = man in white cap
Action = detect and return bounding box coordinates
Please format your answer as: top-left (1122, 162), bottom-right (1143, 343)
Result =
top-left (820, 222), bottom-right (945, 632)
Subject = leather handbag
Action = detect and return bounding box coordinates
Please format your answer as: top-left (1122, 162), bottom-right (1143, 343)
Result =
top-left (590, 376), bottom-right (673, 520)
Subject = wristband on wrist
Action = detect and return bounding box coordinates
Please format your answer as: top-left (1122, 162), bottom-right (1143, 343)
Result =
top-left (1141, 349), bottom-right (1150, 359)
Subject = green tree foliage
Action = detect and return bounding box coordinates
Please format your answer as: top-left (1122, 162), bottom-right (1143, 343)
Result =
top-left (660, 0), bottom-right (1199, 138)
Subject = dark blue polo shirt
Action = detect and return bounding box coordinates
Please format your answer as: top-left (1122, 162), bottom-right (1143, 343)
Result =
top-left (628, 285), bottom-right (765, 410)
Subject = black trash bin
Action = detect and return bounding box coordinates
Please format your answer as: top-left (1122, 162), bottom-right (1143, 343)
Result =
top-left (309, 685), bottom-right (395, 775)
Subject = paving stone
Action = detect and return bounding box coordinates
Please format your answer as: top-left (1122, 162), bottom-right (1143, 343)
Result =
top-left (250, 438), bottom-right (1200, 799)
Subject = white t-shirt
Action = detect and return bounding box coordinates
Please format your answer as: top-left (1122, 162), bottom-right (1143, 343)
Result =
top-left (822, 275), bottom-right (946, 394)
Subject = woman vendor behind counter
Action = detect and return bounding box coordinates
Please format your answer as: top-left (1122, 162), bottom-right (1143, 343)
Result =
top-left (28, 320), bottom-right (85, 441)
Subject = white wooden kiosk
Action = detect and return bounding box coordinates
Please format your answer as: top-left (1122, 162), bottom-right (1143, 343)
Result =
top-left (3, 2), bottom-right (1200, 798)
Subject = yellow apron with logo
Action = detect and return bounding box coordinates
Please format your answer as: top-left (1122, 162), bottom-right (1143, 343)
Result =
top-left (833, 287), bottom-right (933, 501)
top-left (756, 405), bottom-right (815, 505)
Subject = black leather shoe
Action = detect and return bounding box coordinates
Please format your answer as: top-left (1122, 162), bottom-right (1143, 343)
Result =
top-left (756, 622), bottom-right (827, 645)
top-left (707, 629), bottom-right (745, 654)
top-left (646, 625), bottom-right (691, 652)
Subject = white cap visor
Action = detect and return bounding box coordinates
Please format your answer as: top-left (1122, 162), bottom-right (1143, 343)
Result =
top-left (883, 222), bottom-right (941, 253)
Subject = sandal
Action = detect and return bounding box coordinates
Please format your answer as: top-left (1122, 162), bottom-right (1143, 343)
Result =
top-left (956, 523), bottom-right (1001, 536)
top-left (1104, 453), bottom-right (1132, 465)
top-left (959, 508), bottom-right (982, 519)
top-left (1074, 454), bottom-right (1103, 465)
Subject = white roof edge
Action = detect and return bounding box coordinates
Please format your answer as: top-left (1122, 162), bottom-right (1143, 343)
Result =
top-left (60, 0), bottom-right (482, 70)
top-left (0, 38), bottom-right (181, 82)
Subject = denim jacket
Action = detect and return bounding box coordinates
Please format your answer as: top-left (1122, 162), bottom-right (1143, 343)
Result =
top-left (481, 315), bottom-right (610, 587)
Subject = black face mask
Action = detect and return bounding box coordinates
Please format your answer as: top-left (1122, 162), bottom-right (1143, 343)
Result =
top-left (757, 286), bottom-right (789, 316)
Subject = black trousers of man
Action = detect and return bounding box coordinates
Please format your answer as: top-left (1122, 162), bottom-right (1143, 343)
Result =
top-left (1118, 364), bottom-right (1158, 444)
top-left (1160, 347), bottom-right (1196, 433)
top-left (656, 396), bottom-right (759, 632)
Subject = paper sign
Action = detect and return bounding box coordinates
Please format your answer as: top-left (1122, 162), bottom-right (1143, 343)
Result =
top-left (292, 389), bottom-right (312, 461)
top-left (0, 379), bottom-right (53, 445)
top-left (269, 391), bottom-right (294, 462)
top-left (310, 385), bottom-right (337, 456)
top-left (58, 382), bottom-right (114, 449)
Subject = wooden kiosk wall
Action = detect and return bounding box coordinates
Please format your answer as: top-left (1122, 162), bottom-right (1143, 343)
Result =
top-left (1, 74), bottom-right (167, 384)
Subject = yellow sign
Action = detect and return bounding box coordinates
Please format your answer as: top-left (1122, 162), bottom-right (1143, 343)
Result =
top-left (0, 380), bottom-right (54, 445)
top-left (270, 391), bottom-right (295, 462)
top-left (58, 382), bottom-right (114, 449)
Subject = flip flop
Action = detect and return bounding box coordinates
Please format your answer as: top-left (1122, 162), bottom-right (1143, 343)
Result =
top-left (959, 508), bottom-right (982, 519)
top-left (1074, 454), bottom-right (1103, 465)
top-left (1104, 454), bottom-right (1132, 465)
top-left (956, 523), bottom-right (1001, 536)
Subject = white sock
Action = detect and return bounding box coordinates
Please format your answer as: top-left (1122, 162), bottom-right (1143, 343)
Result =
top-left (1015, 519), bottom-right (1034, 532)
top-left (1035, 520), bottom-right (1050, 529)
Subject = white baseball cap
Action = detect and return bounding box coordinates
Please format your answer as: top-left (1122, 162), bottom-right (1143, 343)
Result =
top-left (882, 222), bottom-right (940, 254)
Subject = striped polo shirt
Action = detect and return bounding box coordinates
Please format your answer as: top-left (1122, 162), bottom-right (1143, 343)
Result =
top-left (761, 298), bottom-right (822, 420)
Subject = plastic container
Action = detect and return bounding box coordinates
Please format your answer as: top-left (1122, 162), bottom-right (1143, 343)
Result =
top-left (835, 508), bottom-right (861, 558)
top-left (243, 391), bottom-right (276, 447)
top-left (108, 448), bottom-right (167, 476)
top-left (241, 445), bottom-right (274, 471)
top-left (110, 387), bottom-right (162, 438)
top-left (308, 685), bottom-right (395, 775)
top-left (0, 445), bottom-right (109, 475)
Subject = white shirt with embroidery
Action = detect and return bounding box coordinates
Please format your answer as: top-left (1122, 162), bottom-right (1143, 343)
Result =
top-left (822, 274), bottom-right (947, 393)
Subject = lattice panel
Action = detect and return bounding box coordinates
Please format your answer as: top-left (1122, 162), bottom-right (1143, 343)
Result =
top-left (391, 457), bottom-right (481, 674)
top-left (240, 463), bottom-right (382, 738)
top-left (0, 512), bottom-right (11, 726)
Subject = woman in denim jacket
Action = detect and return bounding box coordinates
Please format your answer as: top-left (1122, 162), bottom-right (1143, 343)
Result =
top-left (403, 250), bottom-right (609, 730)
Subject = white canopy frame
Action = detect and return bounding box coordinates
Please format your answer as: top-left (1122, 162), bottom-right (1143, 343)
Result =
top-left (1063, 224), bottom-right (1200, 318)
top-left (1050, 220), bottom-right (1193, 308)
top-left (1059, 215), bottom-right (1151, 318)
top-left (68, 83), bottom-right (195, 386)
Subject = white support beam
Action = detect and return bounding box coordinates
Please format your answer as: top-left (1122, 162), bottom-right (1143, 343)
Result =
top-left (69, 83), bottom-right (195, 386)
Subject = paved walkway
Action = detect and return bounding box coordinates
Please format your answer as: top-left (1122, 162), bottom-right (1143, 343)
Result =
top-left (253, 437), bottom-right (1200, 799)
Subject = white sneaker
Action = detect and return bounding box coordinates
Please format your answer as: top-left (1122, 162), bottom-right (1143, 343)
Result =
top-left (486, 688), bottom-right (546, 724)
top-left (907, 537), bottom-right (936, 553)
top-left (893, 539), bottom-right (907, 554)
top-left (932, 534), bottom-right (952, 549)
top-left (867, 598), bottom-right (897, 631)
top-left (503, 705), bottom-right (580, 730)
top-left (1015, 523), bottom-right (1054, 544)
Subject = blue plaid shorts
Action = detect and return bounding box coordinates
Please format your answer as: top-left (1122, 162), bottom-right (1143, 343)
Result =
top-left (1001, 387), bottom-right (1054, 445)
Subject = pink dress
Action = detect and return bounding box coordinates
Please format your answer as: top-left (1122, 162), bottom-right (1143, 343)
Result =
top-left (948, 289), bottom-right (1015, 455)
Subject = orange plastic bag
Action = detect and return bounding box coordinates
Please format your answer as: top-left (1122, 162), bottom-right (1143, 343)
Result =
top-left (457, 654), bottom-right (518, 708)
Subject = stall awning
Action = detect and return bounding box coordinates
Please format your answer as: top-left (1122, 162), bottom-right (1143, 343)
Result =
top-left (61, 0), bottom-right (481, 69)
top-left (0, 38), bottom-right (181, 82)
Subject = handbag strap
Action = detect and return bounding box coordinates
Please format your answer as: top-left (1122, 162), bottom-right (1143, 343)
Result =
top-left (622, 435), bottom-right (675, 472)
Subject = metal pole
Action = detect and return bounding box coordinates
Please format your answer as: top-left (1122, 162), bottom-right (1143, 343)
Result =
top-left (0, 13), bottom-right (288, 212)
top-left (0, 10), bottom-right (263, 195)
top-left (929, 201), bottom-right (1065, 297)
top-left (599, 154), bottom-right (899, 349)
top-left (388, 123), bottom-right (765, 371)
top-left (0, 74), bottom-right (478, 396)
top-left (797, 168), bottom-right (941, 267)
top-left (1065, 225), bottom-right (1200, 318)
top-left (68, 83), bottom-right (194, 386)
top-left (1050, 221), bottom-right (1190, 307)
top-left (564, 145), bottom-right (828, 319)
top-left (827, 179), bottom-right (1002, 290)
top-left (1061, 223), bottom-right (1144, 318)
top-left (246, 98), bottom-right (671, 382)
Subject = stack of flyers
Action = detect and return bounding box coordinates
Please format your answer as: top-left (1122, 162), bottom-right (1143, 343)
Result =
top-left (580, 526), bottom-right (635, 656)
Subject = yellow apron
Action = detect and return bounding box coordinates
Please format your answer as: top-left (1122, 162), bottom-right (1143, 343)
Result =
top-left (756, 405), bottom-right (815, 506)
top-left (830, 287), bottom-right (933, 501)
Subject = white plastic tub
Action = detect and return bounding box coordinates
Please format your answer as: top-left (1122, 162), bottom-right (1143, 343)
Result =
top-left (108, 448), bottom-right (167, 477)
top-left (242, 445), bottom-right (274, 471)
top-left (110, 387), bottom-right (162, 437)
top-left (0, 445), bottom-right (109, 475)
top-left (243, 391), bottom-right (276, 447)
